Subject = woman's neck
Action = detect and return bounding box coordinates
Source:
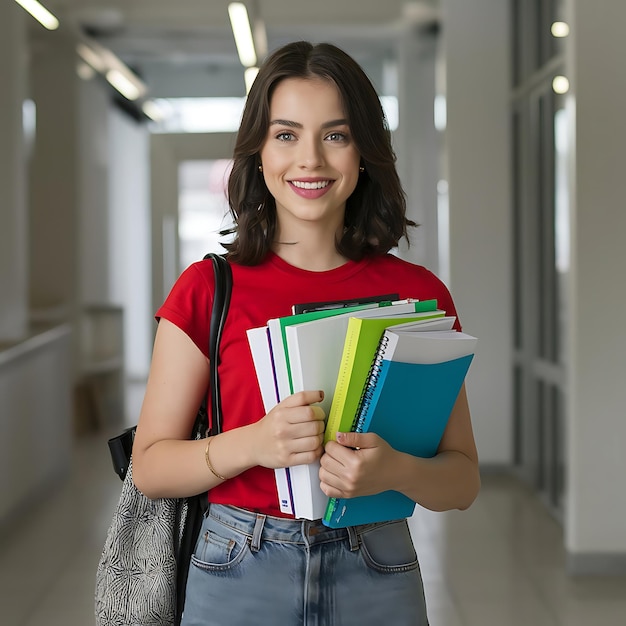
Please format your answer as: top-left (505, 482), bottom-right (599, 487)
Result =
top-left (272, 226), bottom-right (348, 271)
top-left (272, 242), bottom-right (348, 272)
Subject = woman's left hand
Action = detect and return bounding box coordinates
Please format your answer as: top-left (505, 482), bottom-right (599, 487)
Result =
top-left (319, 432), bottom-right (398, 499)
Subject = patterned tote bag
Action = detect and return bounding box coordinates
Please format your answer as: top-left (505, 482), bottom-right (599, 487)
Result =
top-left (95, 253), bottom-right (232, 626)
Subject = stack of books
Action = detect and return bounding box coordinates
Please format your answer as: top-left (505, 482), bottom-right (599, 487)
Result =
top-left (247, 296), bottom-right (477, 526)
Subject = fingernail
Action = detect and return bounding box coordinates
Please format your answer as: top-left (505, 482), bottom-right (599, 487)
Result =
top-left (336, 432), bottom-right (345, 442)
top-left (319, 390), bottom-right (324, 401)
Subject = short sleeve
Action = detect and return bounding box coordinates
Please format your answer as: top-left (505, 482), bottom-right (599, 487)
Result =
top-left (155, 261), bottom-right (216, 357)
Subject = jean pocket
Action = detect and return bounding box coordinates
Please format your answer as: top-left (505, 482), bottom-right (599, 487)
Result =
top-left (358, 520), bottom-right (419, 574)
top-left (190, 525), bottom-right (250, 573)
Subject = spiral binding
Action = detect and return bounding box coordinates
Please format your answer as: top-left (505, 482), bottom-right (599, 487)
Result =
top-left (353, 332), bottom-right (390, 432)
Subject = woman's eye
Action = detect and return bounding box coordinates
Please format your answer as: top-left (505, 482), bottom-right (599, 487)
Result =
top-left (276, 132), bottom-right (295, 141)
top-left (326, 132), bottom-right (348, 142)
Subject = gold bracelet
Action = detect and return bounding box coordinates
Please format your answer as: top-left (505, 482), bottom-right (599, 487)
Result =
top-left (204, 437), bottom-right (228, 481)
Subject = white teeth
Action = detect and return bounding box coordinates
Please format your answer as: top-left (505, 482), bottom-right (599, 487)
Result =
top-left (291, 180), bottom-right (330, 190)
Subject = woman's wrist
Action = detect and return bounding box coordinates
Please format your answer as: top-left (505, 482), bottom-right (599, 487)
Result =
top-left (205, 426), bottom-right (258, 483)
top-left (205, 437), bottom-right (229, 481)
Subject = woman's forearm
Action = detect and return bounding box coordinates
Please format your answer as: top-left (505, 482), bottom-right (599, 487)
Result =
top-left (395, 449), bottom-right (481, 512)
top-left (132, 425), bottom-right (258, 499)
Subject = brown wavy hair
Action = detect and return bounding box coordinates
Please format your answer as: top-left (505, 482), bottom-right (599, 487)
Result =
top-left (224, 41), bottom-right (415, 265)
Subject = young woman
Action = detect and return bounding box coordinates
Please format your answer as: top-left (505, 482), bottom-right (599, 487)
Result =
top-left (132, 40), bottom-right (480, 626)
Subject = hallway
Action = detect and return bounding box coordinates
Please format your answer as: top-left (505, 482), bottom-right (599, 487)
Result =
top-left (1, 385), bottom-right (625, 626)
top-left (3, 2), bottom-right (626, 612)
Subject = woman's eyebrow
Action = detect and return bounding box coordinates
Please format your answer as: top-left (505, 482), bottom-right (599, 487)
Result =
top-left (322, 119), bottom-right (349, 129)
top-left (269, 118), bottom-right (349, 129)
top-left (269, 119), bottom-right (302, 128)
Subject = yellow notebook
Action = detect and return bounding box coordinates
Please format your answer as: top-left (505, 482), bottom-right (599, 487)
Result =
top-left (323, 302), bottom-right (446, 444)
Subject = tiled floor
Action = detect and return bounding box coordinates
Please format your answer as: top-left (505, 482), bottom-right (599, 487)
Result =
top-left (1, 384), bottom-right (625, 625)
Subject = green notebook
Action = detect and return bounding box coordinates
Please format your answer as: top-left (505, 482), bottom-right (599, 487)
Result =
top-left (267, 302), bottom-right (380, 400)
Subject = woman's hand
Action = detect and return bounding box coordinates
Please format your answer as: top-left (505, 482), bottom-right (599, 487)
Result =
top-left (251, 390), bottom-right (327, 469)
top-left (319, 386), bottom-right (481, 512)
top-left (319, 431), bottom-right (397, 499)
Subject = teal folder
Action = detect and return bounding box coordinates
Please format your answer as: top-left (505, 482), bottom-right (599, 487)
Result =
top-left (323, 353), bottom-right (474, 528)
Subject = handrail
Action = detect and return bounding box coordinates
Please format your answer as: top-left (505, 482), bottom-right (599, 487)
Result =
top-left (0, 324), bottom-right (72, 369)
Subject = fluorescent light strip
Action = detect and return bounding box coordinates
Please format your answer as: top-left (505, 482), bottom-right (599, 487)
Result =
top-left (77, 37), bottom-right (147, 102)
top-left (76, 43), bottom-right (107, 73)
top-left (244, 67), bottom-right (259, 94)
top-left (106, 69), bottom-right (141, 101)
top-left (101, 49), bottom-right (147, 100)
top-left (228, 3), bottom-right (257, 67)
top-left (142, 100), bottom-right (164, 122)
top-left (13, 0), bottom-right (59, 30)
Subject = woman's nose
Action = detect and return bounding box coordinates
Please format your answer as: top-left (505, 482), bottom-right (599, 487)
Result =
top-left (297, 137), bottom-right (324, 169)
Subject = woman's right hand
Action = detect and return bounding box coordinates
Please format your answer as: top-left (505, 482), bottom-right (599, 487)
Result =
top-left (251, 390), bottom-right (326, 469)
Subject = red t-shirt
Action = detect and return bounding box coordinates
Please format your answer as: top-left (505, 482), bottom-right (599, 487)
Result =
top-left (156, 251), bottom-right (461, 517)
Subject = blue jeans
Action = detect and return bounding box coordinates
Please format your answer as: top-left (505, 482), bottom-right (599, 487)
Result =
top-left (181, 504), bottom-right (428, 625)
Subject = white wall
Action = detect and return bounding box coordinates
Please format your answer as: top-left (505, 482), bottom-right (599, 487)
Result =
top-left (565, 0), bottom-right (626, 573)
top-left (0, 2), bottom-right (28, 341)
top-left (109, 109), bottom-right (152, 380)
top-left (0, 327), bottom-right (72, 529)
top-left (395, 23), bottom-right (440, 274)
top-left (438, 0), bottom-right (626, 573)
top-left (30, 32), bottom-right (153, 381)
top-left (29, 33), bottom-right (79, 322)
top-left (78, 79), bottom-right (112, 305)
top-left (441, 0), bottom-right (513, 465)
top-left (0, 10), bottom-right (74, 530)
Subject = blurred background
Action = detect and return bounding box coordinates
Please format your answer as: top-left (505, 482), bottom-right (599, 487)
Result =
top-left (1, 1), bottom-right (625, 624)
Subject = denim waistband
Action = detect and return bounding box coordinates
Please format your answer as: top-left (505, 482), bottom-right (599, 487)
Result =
top-left (207, 504), bottom-right (366, 551)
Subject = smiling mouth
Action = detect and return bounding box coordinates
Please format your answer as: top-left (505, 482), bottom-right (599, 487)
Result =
top-left (290, 180), bottom-right (332, 190)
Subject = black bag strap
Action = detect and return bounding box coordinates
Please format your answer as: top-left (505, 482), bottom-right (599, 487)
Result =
top-left (189, 252), bottom-right (232, 438)
top-left (206, 252), bottom-right (232, 435)
top-left (175, 252), bottom-right (232, 625)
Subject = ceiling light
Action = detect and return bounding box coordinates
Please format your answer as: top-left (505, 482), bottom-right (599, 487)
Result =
top-left (142, 100), bottom-right (165, 122)
top-left (13, 0), bottom-right (59, 30)
top-left (76, 43), bottom-right (107, 73)
top-left (244, 67), bottom-right (259, 94)
top-left (76, 36), bottom-right (148, 102)
top-left (552, 76), bottom-right (570, 94)
top-left (106, 69), bottom-right (142, 101)
top-left (228, 3), bottom-right (257, 67)
top-left (551, 22), bottom-right (570, 38)
top-left (434, 95), bottom-right (447, 131)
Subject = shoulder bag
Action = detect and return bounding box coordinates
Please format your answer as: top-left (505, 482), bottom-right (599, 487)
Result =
top-left (95, 253), bottom-right (232, 626)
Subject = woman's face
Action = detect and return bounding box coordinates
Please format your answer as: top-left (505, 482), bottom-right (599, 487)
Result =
top-left (259, 77), bottom-right (361, 237)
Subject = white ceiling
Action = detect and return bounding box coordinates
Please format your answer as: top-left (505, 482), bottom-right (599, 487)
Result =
top-left (40, 0), bottom-right (440, 97)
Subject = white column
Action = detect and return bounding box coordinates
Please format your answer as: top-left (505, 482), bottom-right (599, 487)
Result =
top-left (0, 2), bottom-right (28, 341)
top-left (440, 0), bottom-right (513, 465)
top-left (109, 108), bottom-right (152, 380)
top-left (395, 22), bottom-right (440, 272)
top-left (565, 0), bottom-right (626, 574)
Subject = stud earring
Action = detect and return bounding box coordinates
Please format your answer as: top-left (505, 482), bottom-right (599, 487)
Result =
top-left (359, 166), bottom-right (365, 173)
top-left (258, 164), bottom-right (263, 173)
